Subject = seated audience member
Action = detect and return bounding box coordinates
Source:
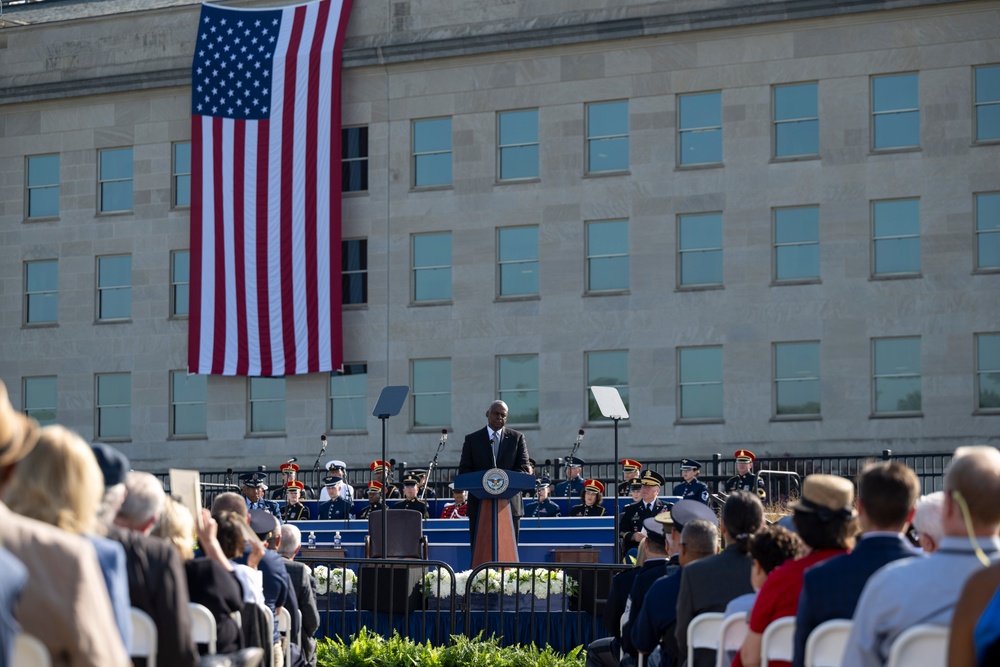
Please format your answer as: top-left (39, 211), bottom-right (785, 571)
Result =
top-left (216, 509), bottom-right (265, 605)
top-left (0, 545), bottom-right (26, 667)
top-left (523, 478), bottom-right (561, 517)
top-left (725, 525), bottom-right (801, 619)
top-left (737, 474), bottom-right (856, 667)
top-left (910, 490), bottom-right (945, 553)
top-left (278, 525), bottom-right (320, 667)
top-left (440, 483), bottom-right (469, 519)
top-left (632, 518), bottom-right (719, 667)
top-left (570, 479), bottom-right (608, 516)
top-left (3, 425), bottom-right (132, 649)
top-left (249, 509), bottom-right (303, 667)
top-left (587, 540), bottom-right (651, 667)
top-left (792, 462), bottom-right (920, 667)
top-left (676, 490), bottom-right (764, 667)
top-left (949, 561), bottom-right (1000, 667)
top-left (113, 471), bottom-right (199, 667)
top-left (0, 380), bottom-right (130, 667)
top-left (842, 446), bottom-right (1000, 667)
top-left (153, 498), bottom-right (244, 655)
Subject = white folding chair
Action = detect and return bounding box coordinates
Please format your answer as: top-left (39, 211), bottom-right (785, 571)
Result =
top-left (277, 606), bottom-right (293, 666)
top-left (13, 632), bottom-right (51, 667)
top-left (130, 607), bottom-right (158, 667)
top-left (188, 602), bottom-right (218, 655)
top-left (885, 624), bottom-right (949, 667)
top-left (716, 612), bottom-right (749, 667)
top-left (687, 612), bottom-right (725, 667)
top-left (804, 619), bottom-right (852, 667)
top-left (761, 616), bottom-right (796, 667)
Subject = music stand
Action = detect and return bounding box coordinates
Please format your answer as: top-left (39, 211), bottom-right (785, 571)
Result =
top-left (372, 386), bottom-right (408, 560)
top-left (590, 386), bottom-right (629, 563)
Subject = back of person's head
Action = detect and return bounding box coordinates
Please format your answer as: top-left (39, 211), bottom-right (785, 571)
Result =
top-left (749, 524), bottom-right (803, 574)
top-left (0, 380), bottom-right (40, 480)
top-left (792, 474), bottom-right (857, 551)
top-left (115, 471), bottom-right (166, 533)
top-left (945, 446), bottom-right (1000, 531)
top-left (2, 424), bottom-right (103, 535)
top-left (278, 524), bottom-right (301, 558)
top-left (150, 497), bottom-right (195, 561)
top-left (634, 538), bottom-right (648, 567)
top-left (911, 491), bottom-right (945, 552)
top-left (682, 519), bottom-right (720, 558)
top-left (212, 491), bottom-right (249, 520)
top-left (216, 511), bottom-right (247, 559)
top-left (722, 490), bottom-right (765, 554)
top-left (857, 461), bottom-right (920, 530)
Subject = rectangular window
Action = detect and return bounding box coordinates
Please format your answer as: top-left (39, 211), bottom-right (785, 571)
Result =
top-left (96, 373), bottom-right (130, 439)
top-left (413, 118), bottom-right (452, 187)
top-left (412, 358), bottom-right (451, 428)
top-left (586, 350), bottom-right (629, 422)
top-left (26, 154), bottom-right (59, 218)
top-left (498, 109), bottom-right (539, 180)
top-left (872, 337), bottom-right (921, 415)
top-left (678, 212), bottom-right (723, 287)
top-left (586, 220), bottom-right (629, 293)
top-left (679, 92), bottom-right (722, 165)
top-left (976, 192), bottom-right (1000, 270)
top-left (24, 260), bottom-right (58, 325)
top-left (976, 333), bottom-right (1000, 412)
top-left (872, 199), bottom-right (920, 276)
top-left (498, 226), bottom-right (539, 297)
top-left (774, 83), bottom-right (818, 158)
top-left (249, 377), bottom-right (286, 434)
top-left (171, 370), bottom-right (207, 437)
top-left (678, 346), bottom-right (723, 421)
top-left (413, 232), bottom-right (452, 302)
top-left (98, 147), bottom-right (134, 213)
top-left (586, 101), bottom-right (629, 173)
top-left (774, 342), bottom-right (821, 417)
top-left (23, 376), bottom-right (57, 426)
top-left (330, 364), bottom-right (368, 431)
top-left (975, 65), bottom-right (1000, 142)
top-left (498, 354), bottom-right (539, 425)
top-left (173, 142), bottom-right (191, 207)
top-left (97, 255), bottom-right (132, 321)
top-left (171, 250), bottom-right (190, 317)
top-left (773, 206), bottom-right (820, 282)
top-left (342, 239), bottom-right (368, 305)
top-left (342, 126), bottom-right (369, 192)
top-left (872, 73), bottom-right (919, 150)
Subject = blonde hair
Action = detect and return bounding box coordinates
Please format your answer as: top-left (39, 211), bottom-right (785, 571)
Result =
top-left (2, 424), bottom-right (103, 535)
top-left (151, 496), bottom-right (196, 561)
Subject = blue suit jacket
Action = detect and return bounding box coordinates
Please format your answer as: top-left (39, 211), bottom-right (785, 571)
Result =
top-left (622, 559), bottom-right (671, 657)
top-left (792, 534), bottom-right (917, 667)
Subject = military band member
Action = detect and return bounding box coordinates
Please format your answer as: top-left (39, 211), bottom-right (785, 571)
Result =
top-left (617, 459), bottom-right (644, 495)
top-left (523, 477), bottom-right (561, 518)
top-left (673, 458), bottom-right (711, 504)
top-left (317, 475), bottom-right (354, 520)
top-left (271, 461), bottom-right (314, 500)
top-left (370, 460), bottom-right (401, 499)
top-left (619, 470), bottom-right (668, 560)
top-left (628, 478), bottom-right (643, 504)
top-left (358, 480), bottom-right (385, 519)
top-left (724, 449), bottom-right (767, 501)
top-left (394, 473), bottom-right (430, 518)
top-left (279, 480), bottom-right (311, 521)
top-left (240, 472), bottom-right (283, 522)
top-left (409, 468), bottom-right (437, 501)
top-left (440, 483), bottom-right (468, 519)
top-left (570, 479), bottom-right (608, 517)
top-left (554, 456), bottom-right (586, 498)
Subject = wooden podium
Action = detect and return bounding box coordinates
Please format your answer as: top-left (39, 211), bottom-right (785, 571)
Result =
top-left (455, 468), bottom-right (536, 568)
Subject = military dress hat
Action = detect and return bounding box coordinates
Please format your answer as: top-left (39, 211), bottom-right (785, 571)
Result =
top-left (584, 479), bottom-right (605, 494)
top-left (670, 499), bottom-right (718, 531)
top-left (680, 459), bottom-right (702, 471)
top-left (734, 449), bottom-right (756, 462)
top-left (564, 456), bottom-right (586, 468)
top-left (326, 459), bottom-right (347, 472)
top-left (239, 472), bottom-right (267, 488)
top-left (629, 479), bottom-right (643, 492)
top-left (528, 458), bottom-right (537, 467)
top-left (367, 480), bottom-right (383, 493)
top-left (0, 380), bottom-right (40, 468)
top-left (620, 459), bottom-right (643, 472)
top-left (370, 460), bottom-right (388, 472)
top-left (640, 469), bottom-right (666, 486)
top-left (642, 516), bottom-right (669, 546)
top-left (409, 468), bottom-right (428, 478)
top-left (322, 475), bottom-right (343, 488)
top-left (285, 480), bottom-right (304, 492)
top-left (90, 441), bottom-right (130, 487)
top-left (790, 474), bottom-right (857, 521)
top-left (280, 461), bottom-right (300, 473)
top-left (653, 509), bottom-right (674, 528)
top-left (402, 473), bottom-right (420, 486)
top-left (249, 509), bottom-right (279, 539)
top-left (536, 476), bottom-right (552, 489)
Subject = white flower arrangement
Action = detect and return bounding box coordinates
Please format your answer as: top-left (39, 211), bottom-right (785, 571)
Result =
top-left (421, 568), bottom-right (454, 598)
top-left (312, 564), bottom-right (357, 595)
top-left (468, 568), bottom-right (504, 594)
top-left (421, 567), bottom-right (577, 599)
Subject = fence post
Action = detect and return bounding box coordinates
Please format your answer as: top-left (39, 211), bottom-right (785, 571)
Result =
top-left (882, 449), bottom-right (892, 461)
top-left (712, 453), bottom-right (721, 492)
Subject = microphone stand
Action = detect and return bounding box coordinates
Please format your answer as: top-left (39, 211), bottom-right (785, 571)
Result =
top-left (312, 435), bottom-right (327, 492)
top-left (420, 430), bottom-right (447, 525)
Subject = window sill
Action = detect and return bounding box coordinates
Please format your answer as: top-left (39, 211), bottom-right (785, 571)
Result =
top-left (95, 437), bottom-right (132, 443)
top-left (869, 412), bottom-right (923, 419)
top-left (676, 284), bottom-right (724, 293)
top-left (770, 415), bottom-right (822, 423)
top-left (973, 410), bottom-right (1000, 416)
top-left (168, 314), bottom-right (189, 321)
top-left (23, 216), bottom-right (60, 224)
top-left (328, 429), bottom-right (369, 436)
top-left (583, 169), bottom-right (630, 179)
top-left (972, 267), bottom-right (1000, 276)
top-left (496, 177), bottom-right (540, 186)
top-left (408, 426), bottom-right (452, 434)
top-left (676, 162), bottom-right (724, 171)
top-left (22, 322), bottom-right (59, 329)
top-left (771, 278), bottom-right (821, 287)
top-left (343, 303), bottom-right (369, 310)
top-left (409, 300), bottom-right (453, 307)
top-left (245, 432), bottom-right (288, 438)
top-left (583, 290), bottom-right (630, 298)
top-left (585, 420), bottom-right (631, 428)
top-left (95, 318), bottom-right (133, 325)
top-left (868, 146), bottom-right (921, 156)
top-left (769, 155), bottom-right (820, 164)
top-left (869, 273), bottom-right (921, 282)
top-left (170, 204), bottom-right (191, 212)
top-left (96, 210), bottom-right (135, 217)
top-left (167, 434), bottom-right (208, 441)
top-left (674, 418), bottom-right (724, 426)
top-left (495, 294), bottom-right (540, 303)
top-left (971, 139), bottom-right (1000, 148)
top-left (342, 190), bottom-right (369, 197)
top-left (410, 184), bottom-right (453, 193)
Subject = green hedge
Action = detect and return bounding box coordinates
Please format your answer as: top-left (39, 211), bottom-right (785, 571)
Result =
top-left (317, 628), bottom-right (587, 667)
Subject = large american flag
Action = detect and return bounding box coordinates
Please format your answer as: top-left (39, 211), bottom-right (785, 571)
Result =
top-left (188, 0), bottom-right (351, 376)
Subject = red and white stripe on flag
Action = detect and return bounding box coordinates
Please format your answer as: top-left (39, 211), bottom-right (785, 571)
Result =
top-left (188, 0), bottom-right (351, 376)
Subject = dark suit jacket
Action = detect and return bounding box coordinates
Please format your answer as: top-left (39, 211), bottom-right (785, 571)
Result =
top-left (792, 534), bottom-right (916, 667)
top-left (185, 558), bottom-right (244, 655)
top-left (458, 426), bottom-right (531, 523)
top-left (284, 558), bottom-right (320, 667)
top-left (622, 559), bottom-right (670, 657)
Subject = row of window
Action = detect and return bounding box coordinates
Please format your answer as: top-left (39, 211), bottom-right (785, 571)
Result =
top-left (19, 334), bottom-right (1000, 439)
top-left (20, 68), bottom-right (1000, 219)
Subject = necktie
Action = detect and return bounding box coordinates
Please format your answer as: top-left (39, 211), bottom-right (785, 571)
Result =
top-left (647, 503), bottom-right (652, 512)
top-left (491, 433), bottom-right (500, 461)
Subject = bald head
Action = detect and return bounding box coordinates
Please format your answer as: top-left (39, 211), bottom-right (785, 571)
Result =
top-left (212, 491), bottom-right (249, 520)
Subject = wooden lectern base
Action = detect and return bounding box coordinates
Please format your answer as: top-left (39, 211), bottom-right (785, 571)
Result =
top-left (472, 498), bottom-right (519, 567)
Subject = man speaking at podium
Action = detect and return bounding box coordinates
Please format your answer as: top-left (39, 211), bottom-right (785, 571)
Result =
top-left (458, 400), bottom-right (532, 548)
